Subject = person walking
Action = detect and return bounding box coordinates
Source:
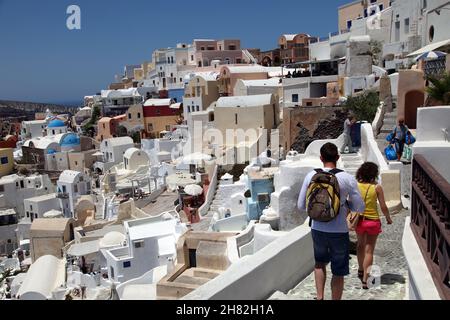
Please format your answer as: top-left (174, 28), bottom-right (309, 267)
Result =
top-left (341, 115), bottom-right (356, 154)
top-left (390, 118), bottom-right (410, 161)
top-left (298, 143), bottom-right (365, 300)
top-left (354, 162), bottom-right (393, 289)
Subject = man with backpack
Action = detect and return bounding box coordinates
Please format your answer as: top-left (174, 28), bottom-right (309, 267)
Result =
top-left (298, 143), bottom-right (365, 300)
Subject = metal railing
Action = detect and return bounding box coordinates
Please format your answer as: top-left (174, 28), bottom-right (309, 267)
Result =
top-left (411, 154), bottom-right (450, 300)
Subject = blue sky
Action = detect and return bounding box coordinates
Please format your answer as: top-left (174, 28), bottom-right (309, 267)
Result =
top-left (0, 0), bottom-right (350, 105)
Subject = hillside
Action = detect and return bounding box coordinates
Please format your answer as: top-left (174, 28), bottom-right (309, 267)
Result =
top-left (0, 100), bottom-right (78, 120)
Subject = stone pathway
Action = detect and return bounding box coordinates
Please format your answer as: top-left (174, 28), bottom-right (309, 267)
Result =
top-left (270, 209), bottom-right (409, 300)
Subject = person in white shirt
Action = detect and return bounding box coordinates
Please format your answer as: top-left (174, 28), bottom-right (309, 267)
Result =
top-left (298, 142), bottom-right (365, 300)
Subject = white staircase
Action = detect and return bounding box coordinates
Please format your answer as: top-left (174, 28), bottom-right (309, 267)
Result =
top-left (340, 153), bottom-right (364, 176)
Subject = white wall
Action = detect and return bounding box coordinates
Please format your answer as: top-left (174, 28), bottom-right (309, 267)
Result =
top-left (414, 106), bottom-right (450, 181)
top-left (402, 217), bottom-right (441, 300)
top-left (183, 225), bottom-right (314, 300)
top-left (309, 40), bottom-right (331, 61)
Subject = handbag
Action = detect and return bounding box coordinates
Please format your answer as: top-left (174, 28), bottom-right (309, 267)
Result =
top-left (406, 132), bottom-right (416, 145)
top-left (347, 185), bottom-right (372, 231)
top-left (384, 145), bottom-right (397, 160)
top-left (402, 144), bottom-right (413, 162)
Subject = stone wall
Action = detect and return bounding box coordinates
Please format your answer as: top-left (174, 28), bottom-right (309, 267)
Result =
top-left (283, 107), bottom-right (348, 153)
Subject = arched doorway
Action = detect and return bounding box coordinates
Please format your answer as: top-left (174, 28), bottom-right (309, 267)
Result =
top-left (261, 56), bottom-right (272, 67)
top-left (404, 90), bottom-right (424, 129)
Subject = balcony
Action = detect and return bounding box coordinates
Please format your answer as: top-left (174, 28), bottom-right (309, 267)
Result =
top-left (411, 155), bottom-right (450, 299)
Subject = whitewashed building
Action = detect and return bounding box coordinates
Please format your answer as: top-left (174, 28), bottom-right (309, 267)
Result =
top-left (23, 193), bottom-right (61, 222)
top-left (95, 137), bottom-right (134, 173)
top-left (57, 170), bottom-right (91, 218)
top-left (0, 174), bottom-right (54, 217)
top-left (102, 214), bottom-right (187, 283)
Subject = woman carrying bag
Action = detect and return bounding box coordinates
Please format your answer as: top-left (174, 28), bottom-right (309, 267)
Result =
top-left (353, 162), bottom-right (393, 289)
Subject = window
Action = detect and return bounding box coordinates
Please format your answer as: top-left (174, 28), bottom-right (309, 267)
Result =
top-left (134, 240), bottom-right (144, 248)
top-left (74, 184), bottom-right (78, 193)
top-left (62, 185), bottom-right (67, 193)
top-left (235, 114), bottom-right (238, 125)
top-left (26, 212), bottom-right (30, 218)
top-left (30, 205), bottom-right (33, 210)
top-left (191, 55), bottom-right (194, 61)
top-left (180, 78), bottom-right (183, 83)
top-left (20, 180), bottom-right (24, 188)
top-left (379, 4), bottom-right (383, 11)
top-left (75, 161), bottom-right (78, 166)
top-left (405, 18), bottom-right (410, 34)
top-left (137, 112), bottom-right (141, 119)
top-left (187, 106), bottom-right (190, 113)
top-left (292, 94), bottom-right (299, 103)
top-left (0, 185), bottom-right (4, 192)
top-left (347, 20), bottom-right (352, 30)
top-left (128, 113), bottom-right (132, 119)
top-left (79, 176), bottom-right (84, 182)
top-left (429, 25), bottom-right (434, 42)
top-left (0, 157), bottom-right (8, 165)
top-left (35, 214), bottom-right (38, 219)
top-left (110, 266), bottom-right (115, 278)
top-left (123, 261), bottom-right (131, 268)
top-left (196, 106), bottom-right (200, 112)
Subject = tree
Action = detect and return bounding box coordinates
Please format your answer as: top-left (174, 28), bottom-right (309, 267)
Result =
top-left (426, 72), bottom-right (450, 106)
top-left (343, 90), bottom-right (380, 123)
top-left (82, 105), bottom-right (101, 134)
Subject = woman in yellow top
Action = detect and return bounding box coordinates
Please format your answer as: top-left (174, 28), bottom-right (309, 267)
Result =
top-left (355, 162), bottom-right (393, 289)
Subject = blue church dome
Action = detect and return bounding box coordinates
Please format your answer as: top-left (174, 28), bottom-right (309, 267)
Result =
top-left (47, 148), bottom-right (57, 154)
top-left (48, 119), bottom-right (65, 128)
top-left (60, 133), bottom-right (80, 146)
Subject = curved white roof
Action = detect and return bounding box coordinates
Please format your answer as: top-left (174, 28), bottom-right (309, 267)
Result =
top-left (17, 255), bottom-right (65, 300)
top-left (216, 94), bottom-right (274, 108)
top-left (282, 34), bottom-right (297, 41)
top-left (104, 136), bottom-right (134, 147)
top-left (101, 88), bottom-right (141, 99)
top-left (99, 231), bottom-right (126, 248)
top-left (59, 170), bottom-right (81, 183)
top-left (144, 98), bottom-right (172, 107)
top-left (24, 134), bottom-right (66, 150)
top-left (123, 147), bottom-right (141, 159)
top-left (239, 78), bottom-right (281, 87)
top-left (222, 65), bottom-right (267, 74)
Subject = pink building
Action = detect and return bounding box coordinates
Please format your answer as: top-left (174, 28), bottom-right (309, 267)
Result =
top-left (217, 65), bottom-right (269, 97)
top-left (193, 39), bottom-right (244, 67)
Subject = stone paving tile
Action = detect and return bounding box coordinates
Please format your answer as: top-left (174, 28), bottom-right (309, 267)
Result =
top-left (270, 210), bottom-right (409, 300)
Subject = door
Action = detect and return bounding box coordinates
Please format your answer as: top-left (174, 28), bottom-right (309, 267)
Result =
top-left (404, 90), bottom-right (424, 129)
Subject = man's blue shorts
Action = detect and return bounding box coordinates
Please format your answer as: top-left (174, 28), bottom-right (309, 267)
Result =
top-left (311, 229), bottom-right (350, 277)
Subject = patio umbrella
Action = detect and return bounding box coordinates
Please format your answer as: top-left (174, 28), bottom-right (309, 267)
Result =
top-left (415, 51), bottom-right (447, 61)
top-left (184, 184), bottom-right (203, 196)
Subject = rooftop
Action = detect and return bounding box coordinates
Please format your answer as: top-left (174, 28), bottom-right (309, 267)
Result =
top-left (216, 94), bottom-right (274, 108)
top-left (24, 193), bottom-right (57, 203)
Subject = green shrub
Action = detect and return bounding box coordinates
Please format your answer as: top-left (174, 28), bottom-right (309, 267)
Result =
top-left (343, 91), bottom-right (380, 123)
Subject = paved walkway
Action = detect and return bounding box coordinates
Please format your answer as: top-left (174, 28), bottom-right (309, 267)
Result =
top-left (270, 209), bottom-right (409, 300)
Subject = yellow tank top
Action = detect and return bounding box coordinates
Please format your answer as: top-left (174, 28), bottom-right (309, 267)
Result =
top-left (357, 183), bottom-right (379, 220)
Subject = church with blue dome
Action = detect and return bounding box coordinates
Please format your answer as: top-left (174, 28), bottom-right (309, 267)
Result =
top-left (47, 119), bottom-right (67, 136)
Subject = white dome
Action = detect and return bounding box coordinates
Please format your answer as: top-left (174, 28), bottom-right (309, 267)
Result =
top-left (99, 231), bottom-right (125, 248)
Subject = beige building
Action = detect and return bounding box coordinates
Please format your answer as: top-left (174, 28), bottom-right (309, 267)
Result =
top-left (183, 72), bottom-right (220, 124)
top-left (29, 218), bottom-right (76, 262)
top-left (338, 0), bottom-right (391, 32)
top-left (218, 65), bottom-right (268, 97)
top-left (0, 148), bottom-right (14, 178)
top-left (213, 94), bottom-right (280, 163)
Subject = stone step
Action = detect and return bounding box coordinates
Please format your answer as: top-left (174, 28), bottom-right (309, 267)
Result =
top-left (173, 275), bottom-right (211, 286)
top-left (192, 268), bottom-right (222, 279)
